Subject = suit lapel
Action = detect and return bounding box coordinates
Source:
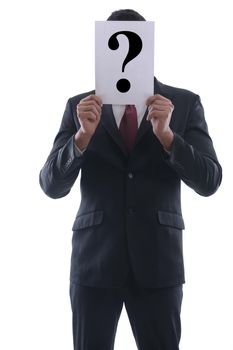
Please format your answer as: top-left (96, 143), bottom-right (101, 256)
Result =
top-left (100, 104), bottom-right (128, 155)
top-left (134, 108), bottom-right (150, 146)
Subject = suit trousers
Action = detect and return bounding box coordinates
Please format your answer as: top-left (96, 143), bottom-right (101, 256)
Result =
top-left (69, 271), bottom-right (183, 350)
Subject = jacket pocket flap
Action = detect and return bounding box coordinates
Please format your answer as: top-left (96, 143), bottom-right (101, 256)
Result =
top-left (158, 210), bottom-right (185, 230)
top-left (72, 211), bottom-right (103, 230)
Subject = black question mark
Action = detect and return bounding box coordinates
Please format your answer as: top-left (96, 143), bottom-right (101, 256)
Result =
top-left (108, 31), bottom-right (143, 93)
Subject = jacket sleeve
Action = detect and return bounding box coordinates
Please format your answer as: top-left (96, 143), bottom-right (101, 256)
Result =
top-left (39, 98), bottom-right (83, 199)
top-left (167, 95), bottom-right (222, 196)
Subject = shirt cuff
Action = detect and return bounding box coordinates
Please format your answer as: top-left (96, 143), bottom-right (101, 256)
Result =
top-left (163, 148), bottom-right (171, 155)
top-left (163, 134), bottom-right (176, 155)
top-left (74, 141), bottom-right (86, 157)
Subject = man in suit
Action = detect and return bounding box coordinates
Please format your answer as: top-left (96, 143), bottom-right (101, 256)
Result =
top-left (39, 9), bottom-right (222, 350)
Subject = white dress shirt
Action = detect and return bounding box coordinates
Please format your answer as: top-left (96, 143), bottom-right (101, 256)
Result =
top-left (112, 104), bottom-right (147, 128)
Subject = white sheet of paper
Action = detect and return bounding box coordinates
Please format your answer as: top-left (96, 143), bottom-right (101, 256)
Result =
top-left (95, 21), bottom-right (154, 105)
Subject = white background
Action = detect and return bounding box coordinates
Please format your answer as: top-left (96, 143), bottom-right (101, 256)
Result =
top-left (0, 0), bottom-right (232, 349)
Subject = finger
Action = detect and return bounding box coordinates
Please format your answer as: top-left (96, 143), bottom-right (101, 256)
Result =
top-left (78, 111), bottom-right (98, 122)
top-left (149, 104), bottom-right (170, 112)
top-left (78, 101), bottom-right (102, 115)
top-left (78, 109), bottom-right (100, 122)
top-left (146, 111), bottom-right (167, 120)
top-left (148, 102), bottom-right (174, 112)
top-left (78, 105), bottom-right (100, 121)
top-left (146, 94), bottom-right (172, 106)
top-left (79, 98), bottom-right (102, 111)
top-left (147, 108), bottom-right (174, 120)
top-left (81, 94), bottom-right (102, 106)
top-left (150, 99), bottom-right (173, 107)
top-left (78, 101), bottom-right (102, 116)
top-left (148, 100), bottom-right (173, 110)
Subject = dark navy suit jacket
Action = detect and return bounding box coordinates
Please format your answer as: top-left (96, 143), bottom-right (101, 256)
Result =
top-left (39, 78), bottom-right (222, 288)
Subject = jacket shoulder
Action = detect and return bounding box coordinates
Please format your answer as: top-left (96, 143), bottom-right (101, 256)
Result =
top-left (158, 80), bottom-right (199, 102)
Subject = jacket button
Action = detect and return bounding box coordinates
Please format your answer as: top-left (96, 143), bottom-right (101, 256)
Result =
top-left (128, 208), bottom-right (135, 215)
top-left (128, 172), bottom-right (134, 179)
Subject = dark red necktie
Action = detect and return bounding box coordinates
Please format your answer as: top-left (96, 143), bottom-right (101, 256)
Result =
top-left (119, 105), bottom-right (138, 152)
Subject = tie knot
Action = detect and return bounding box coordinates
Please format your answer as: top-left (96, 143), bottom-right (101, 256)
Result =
top-left (124, 105), bottom-right (137, 121)
top-left (125, 105), bottom-right (135, 113)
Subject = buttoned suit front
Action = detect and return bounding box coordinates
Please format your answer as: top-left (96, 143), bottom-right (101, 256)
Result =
top-left (40, 78), bottom-right (221, 289)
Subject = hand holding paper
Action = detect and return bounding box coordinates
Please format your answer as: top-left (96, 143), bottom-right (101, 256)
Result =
top-left (75, 95), bottom-right (102, 150)
top-left (146, 94), bottom-right (174, 150)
